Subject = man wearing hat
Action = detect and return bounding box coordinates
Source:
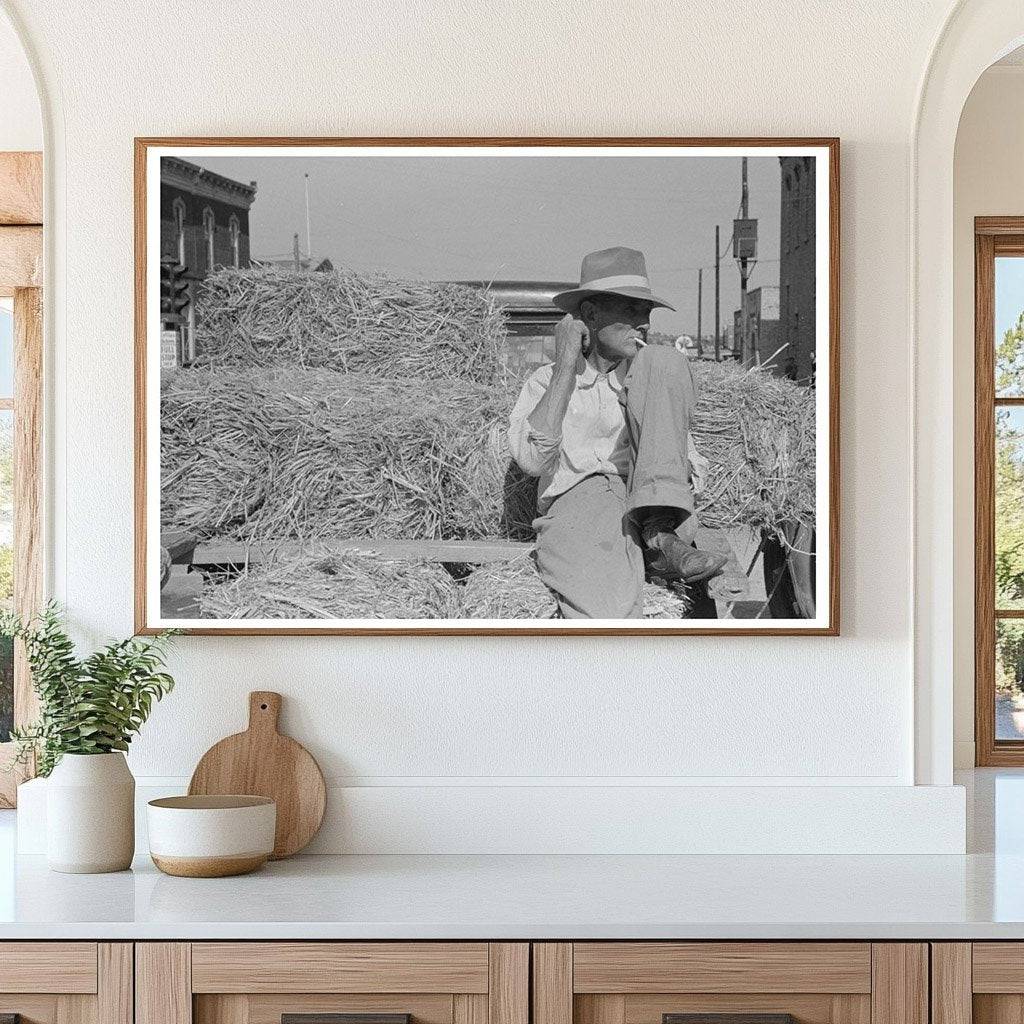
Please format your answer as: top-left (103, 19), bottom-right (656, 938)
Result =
top-left (508, 246), bottom-right (726, 619)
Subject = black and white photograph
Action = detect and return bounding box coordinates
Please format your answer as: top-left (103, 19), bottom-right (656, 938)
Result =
top-left (137, 139), bottom-right (838, 634)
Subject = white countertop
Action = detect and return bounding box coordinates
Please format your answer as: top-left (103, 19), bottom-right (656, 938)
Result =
top-left (0, 769), bottom-right (1021, 941)
top-left (1, 848), bottom-right (1023, 940)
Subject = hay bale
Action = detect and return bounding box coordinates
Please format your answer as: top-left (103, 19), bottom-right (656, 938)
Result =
top-left (161, 367), bottom-right (536, 541)
top-left (199, 551), bottom-right (460, 620)
top-left (161, 356), bottom-right (813, 546)
top-left (459, 556), bottom-right (691, 620)
top-left (193, 266), bottom-right (510, 385)
top-left (641, 579), bottom-right (692, 618)
top-left (460, 556), bottom-right (556, 619)
top-left (690, 361), bottom-right (815, 536)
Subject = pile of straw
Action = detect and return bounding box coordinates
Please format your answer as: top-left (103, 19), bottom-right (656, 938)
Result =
top-left (641, 579), bottom-right (692, 619)
top-left (200, 551), bottom-right (692, 621)
top-left (168, 266), bottom-right (815, 547)
top-left (199, 551), bottom-right (460, 620)
top-left (460, 556), bottom-right (557, 619)
top-left (194, 266), bottom-right (509, 385)
top-left (459, 555), bottom-right (690, 620)
top-left (161, 360), bottom-right (812, 544)
top-left (161, 368), bottom-right (536, 541)
top-left (690, 361), bottom-right (816, 535)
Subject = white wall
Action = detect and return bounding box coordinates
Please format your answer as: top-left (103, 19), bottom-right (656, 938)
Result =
top-left (952, 64), bottom-right (1024, 767)
top-left (0, 0), bottom-right (975, 851)
top-left (0, 8), bottom-right (40, 151)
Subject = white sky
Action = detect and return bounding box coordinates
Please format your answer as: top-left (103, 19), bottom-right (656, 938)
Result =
top-left (192, 154), bottom-right (786, 336)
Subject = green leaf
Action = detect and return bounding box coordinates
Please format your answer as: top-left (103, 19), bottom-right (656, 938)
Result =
top-left (8, 604), bottom-right (178, 776)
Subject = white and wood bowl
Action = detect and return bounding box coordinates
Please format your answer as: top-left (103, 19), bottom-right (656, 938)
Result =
top-left (147, 795), bottom-right (276, 877)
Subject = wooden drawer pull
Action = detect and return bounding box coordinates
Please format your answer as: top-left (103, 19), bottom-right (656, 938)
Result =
top-left (283, 1016), bottom-right (411, 1024)
top-left (665, 1016), bottom-right (797, 1024)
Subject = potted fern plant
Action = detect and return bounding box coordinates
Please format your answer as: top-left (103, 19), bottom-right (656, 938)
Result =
top-left (2, 604), bottom-right (177, 873)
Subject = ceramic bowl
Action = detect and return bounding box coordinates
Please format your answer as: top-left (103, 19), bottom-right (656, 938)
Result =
top-left (147, 795), bottom-right (276, 877)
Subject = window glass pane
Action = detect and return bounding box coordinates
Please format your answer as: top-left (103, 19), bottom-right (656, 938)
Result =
top-left (997, 620), bottom-right (1024, 740)
top-left (0, 410), bottom-right (11, 742)
top-left (0, 299), bottom-right (12, 400)
top-left (997, 407), bottom-right (1024, 610)
top-left (996, 257), bottom-right (1024, 397)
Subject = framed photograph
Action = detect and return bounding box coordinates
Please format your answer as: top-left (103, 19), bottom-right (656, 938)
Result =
top-left (135, 137), bottom-right (839, 635)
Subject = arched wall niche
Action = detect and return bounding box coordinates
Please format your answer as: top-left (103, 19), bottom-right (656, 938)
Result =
top-left (914, 0), bottom-right (1024, 785)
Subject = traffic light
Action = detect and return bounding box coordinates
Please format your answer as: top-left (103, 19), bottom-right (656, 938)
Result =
top-left (159, 257), bottom-right (191, 325)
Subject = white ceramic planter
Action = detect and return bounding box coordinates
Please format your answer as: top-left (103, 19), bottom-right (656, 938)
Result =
top-left (46, 752), bottom-right (135, 873)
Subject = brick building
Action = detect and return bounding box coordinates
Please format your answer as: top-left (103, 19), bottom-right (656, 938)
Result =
top-left (735, 285), bottom-right (781, 369)
top-left (160, 157), bottom-right (257, 356)
top-left (778, 155), bottom-right (816, 383)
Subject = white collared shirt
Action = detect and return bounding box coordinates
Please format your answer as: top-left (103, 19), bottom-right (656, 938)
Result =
top-left (508, 357), bottom-right (632, 513)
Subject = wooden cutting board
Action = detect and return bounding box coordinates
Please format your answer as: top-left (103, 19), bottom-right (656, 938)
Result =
top-left (188, 691), bottom-right (326, 859)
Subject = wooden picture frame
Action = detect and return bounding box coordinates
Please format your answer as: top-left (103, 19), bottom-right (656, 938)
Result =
top-left (135, 137), bottom-right (840, 636)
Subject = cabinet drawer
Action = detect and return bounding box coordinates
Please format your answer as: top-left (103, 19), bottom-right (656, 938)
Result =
top-left (0, 942), bottom-right (130, 1024)
top-left (534, 944), bottom-right (925, 1024)
top-left (973, 943), bottom-right (1024, 992)
top-left (572, 944), bottom-right (872, 994)
top-left (0, 942), bottom-right (98, 993)
top-left (191, 943), bottom-right (490, 993)
top-left (139, 942), bottom-right (528, 1024)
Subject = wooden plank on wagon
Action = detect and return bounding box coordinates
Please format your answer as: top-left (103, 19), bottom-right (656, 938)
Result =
top-left (192, 537), bottom-right (533, 567)
top-left (0, 152), bottom-right (42, 225)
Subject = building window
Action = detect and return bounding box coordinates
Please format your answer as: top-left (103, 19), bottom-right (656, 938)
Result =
top-left (203, 207), bottom-right (215, 271)
top-left (229, 215), bottom-right (240, 269)
top-left (172, 198), bottom-right (186, 266)
top-left (976, 218), bottom-right (1024, 765)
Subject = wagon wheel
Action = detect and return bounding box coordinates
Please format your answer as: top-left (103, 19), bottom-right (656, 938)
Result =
top-left (762, 523), bottom-right (815, 620)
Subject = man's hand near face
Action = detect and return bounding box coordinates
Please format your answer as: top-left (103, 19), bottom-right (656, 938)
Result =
top-left (553, 313), bottom-right (588, 371)
top-left (528, 314), bottom-right (586, 443)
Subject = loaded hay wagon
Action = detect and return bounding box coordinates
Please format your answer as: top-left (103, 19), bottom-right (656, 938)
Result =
top-left (159, 267), bottom-right (817, 622)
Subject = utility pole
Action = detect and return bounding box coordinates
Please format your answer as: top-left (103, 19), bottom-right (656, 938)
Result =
top-left (697, 267), bottom-right (703, 358)
top-left (293, 232), bottom-right (301, 271)
top-left (739, 157), bottom-right (750, 362)
top-left (304, 173), bottom-right (312, 262)
top-left (714, 225), bottom-right (721, 362)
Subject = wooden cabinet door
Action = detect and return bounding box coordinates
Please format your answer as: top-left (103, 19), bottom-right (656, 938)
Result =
top-left (137, 943), bottom-right (528, 1024)
top-left (934, 943), bottom-right (1024, 1024)
top-left (0, 942), bottom-right (132, 1024)
top-left (534, 943), bottom-right (927, 1024)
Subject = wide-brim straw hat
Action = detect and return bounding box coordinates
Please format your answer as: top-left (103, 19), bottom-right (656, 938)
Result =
top-left (552, 246), bottom-right (676, 313)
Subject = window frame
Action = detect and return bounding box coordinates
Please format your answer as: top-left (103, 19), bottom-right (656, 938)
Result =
top-left (229, 214), bottom-right (240, 268)
top-left (975, 217), bottom-right (1024, 765)
top-left (202, 206), bottom-right (215, 271)
top-left (172, 196), bottom-right (186, 266)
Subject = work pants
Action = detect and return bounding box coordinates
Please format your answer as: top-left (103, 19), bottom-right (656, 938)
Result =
top-left (533, 345), bottom-right (696, 619)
